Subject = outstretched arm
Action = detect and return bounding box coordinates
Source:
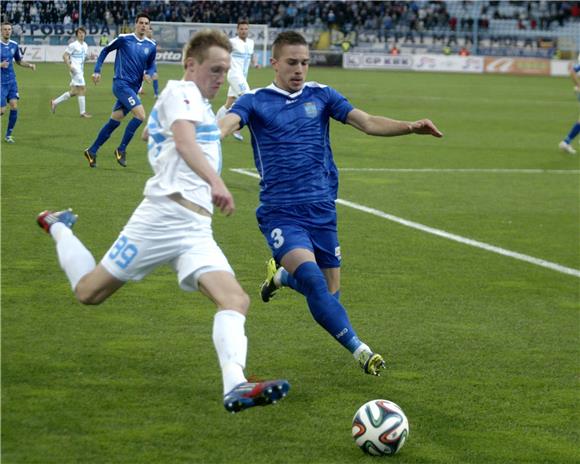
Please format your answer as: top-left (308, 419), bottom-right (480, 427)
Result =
top-left (218, 113), bottom-right (242, 140)
top-left (346, 108), bottom-right (443, 138)
top-left (15, 59), bottom-right (35, 71)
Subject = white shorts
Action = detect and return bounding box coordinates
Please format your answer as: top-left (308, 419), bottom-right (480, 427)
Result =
top-left (69, 67), bottom-right (86, 87)
top-left (100, 196), bottom-right (234, 291)
top-left (227, 75), bottom-right (250, 97)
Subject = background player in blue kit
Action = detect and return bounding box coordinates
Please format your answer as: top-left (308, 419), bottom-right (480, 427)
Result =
top-left (558, 53), bottom-right (580, 155)
top-left (84, 13), bottom-right (156, 168)
top-left (220, 31), bottom-right (443, 376)
top-left (1, 22), bottom-right (36, 144)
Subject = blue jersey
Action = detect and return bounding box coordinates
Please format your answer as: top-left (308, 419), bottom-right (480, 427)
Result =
top-left (231, 82), bottom-right (354, 206)
top-left (0, 39), bottom-right (22, 85)
top-left (94, 33), bottom-right (156, 88)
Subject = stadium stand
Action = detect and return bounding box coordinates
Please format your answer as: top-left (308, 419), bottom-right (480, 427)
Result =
top-left (1, 1), bottom-right (578, 56)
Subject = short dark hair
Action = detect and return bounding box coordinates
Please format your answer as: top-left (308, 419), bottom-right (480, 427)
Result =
top-left (136, 13), bottom-right (150, 23)
top-left (272, 31), bottom-right (308, 59)
top-left (75, 26), bottom-right (86, 35)
top-left (182, 29), bottom-right (232, 67)
top-left (237, 18), bottom-right (249, 27)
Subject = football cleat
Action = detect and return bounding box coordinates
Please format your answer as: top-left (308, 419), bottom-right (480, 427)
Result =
top-left (260, 258), bottom-right (281, 303)
top-left (4, 135), bottom-right (15, 144)
top-left (224, 379), bottom-right (290, 413)
top-left (84, 149), bottom-right (97, 168)
top-left (114, 148), bottom-right (127, 167)
top-left (559, 141), bottom-right (577, 155)
top-left (37, 209), bottom-right (77, 233)
top-left (80, 112), bottom-right (92, 118)
top-left (233, 132), bottom-right (244, 142)
top-left (50, 99), bottom-right (56, 114)
top-left (358, 351), bottom-right (386, 376)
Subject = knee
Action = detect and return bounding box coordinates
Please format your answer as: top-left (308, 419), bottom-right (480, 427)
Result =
top-left (74, 285), bottom-right (105, 306)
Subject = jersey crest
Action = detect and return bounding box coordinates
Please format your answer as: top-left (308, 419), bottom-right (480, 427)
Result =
top-left (304, 102), bottom-right (318, 118)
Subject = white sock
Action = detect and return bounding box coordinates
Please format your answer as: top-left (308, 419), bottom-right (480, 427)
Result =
top-left (50, 223), bottom-right (96, 291)
top-left (212, 309), bottom-right (248, 394)
top-left (353, 343), bottom-right (371, 360)
top-left (215, 105), bottom-right (228, 121)
top-left (78, 96), bottom-right (86, 114)
top-left (54, 92), bottom-right (71, 105)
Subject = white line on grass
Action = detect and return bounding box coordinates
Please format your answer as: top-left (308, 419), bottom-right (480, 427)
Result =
top-left (337, 168), bottom-right (580, 174)
top-left (230, 168), bottom-right (580, 278)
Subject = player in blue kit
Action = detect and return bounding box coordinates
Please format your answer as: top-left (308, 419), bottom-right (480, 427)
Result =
top-left (220, 31), bottom-right (443, 376)
top-left (1, 22), bottom-right (36, 144)
top-left (559, 53), bottom-right (580, 155)
top-left (84, 13), bottom-right (156, 168)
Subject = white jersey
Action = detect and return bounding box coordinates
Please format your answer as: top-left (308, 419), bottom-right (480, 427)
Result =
top-left (65, 39), bottom-right (88, 74)
top-left (144, 80), bottom-right (221, 214)
top-left (228, 36), bottom-right (254, 80)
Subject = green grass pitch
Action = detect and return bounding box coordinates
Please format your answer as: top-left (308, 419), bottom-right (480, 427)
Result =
top-left (2, 63), bottom-right (579, 463)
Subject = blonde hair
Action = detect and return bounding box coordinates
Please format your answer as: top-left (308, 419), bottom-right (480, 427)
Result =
top-left (182, 29), bottom-right (232, 68)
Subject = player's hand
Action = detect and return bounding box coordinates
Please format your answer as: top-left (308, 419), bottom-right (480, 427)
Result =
top-left (410, 119), bottom-right (443, 138)
top-left (211, 179), bottom-right (235, 216)
top-left (0, 60), bottom-right (8, 69)
top-left (92, 73), bottom-right (101, 85)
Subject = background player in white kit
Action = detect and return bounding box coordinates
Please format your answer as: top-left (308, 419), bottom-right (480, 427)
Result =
top-left (51, 26), bottom-right (92, 118)
top-left (37, 30), bottom-right (289, 414)
top-left (216, 19), bottom-right (259, 141)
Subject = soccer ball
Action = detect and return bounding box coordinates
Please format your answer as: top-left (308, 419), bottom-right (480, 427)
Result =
top-left (352, 399), bottom-right (409, 456)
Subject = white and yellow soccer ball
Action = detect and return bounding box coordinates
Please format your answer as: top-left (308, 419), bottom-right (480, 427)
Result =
top-left (352, 399), bottom-right (409, 456)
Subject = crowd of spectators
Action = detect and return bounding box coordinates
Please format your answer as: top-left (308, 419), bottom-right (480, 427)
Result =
top-left (1, 1), bottom-right (577, 37)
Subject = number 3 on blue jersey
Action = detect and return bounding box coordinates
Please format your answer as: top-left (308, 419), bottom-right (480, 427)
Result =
top-left (270, 228), bottom-right (284, 249)
top-left (109, 235), bottom-right (138, 269)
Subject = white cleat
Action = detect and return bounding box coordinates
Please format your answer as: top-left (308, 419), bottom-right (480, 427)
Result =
top-left (50, 99), bottom-right (56, 114)
top-left (559, 141), bottom-right (577, 154)
top-left (233, 132), bottom-right (244, 142)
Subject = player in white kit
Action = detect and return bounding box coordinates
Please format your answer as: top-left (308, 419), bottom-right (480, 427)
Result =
top-left (50, 26), bottom-right (92, 118)
top-left (216, 19), bottom-right (259, 141)
top-left (37, 30), bottom-right (289, 414)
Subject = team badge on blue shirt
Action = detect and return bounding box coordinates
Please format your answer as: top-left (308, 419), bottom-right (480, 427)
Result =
top-left (304, 102), bottom-right (318, 118)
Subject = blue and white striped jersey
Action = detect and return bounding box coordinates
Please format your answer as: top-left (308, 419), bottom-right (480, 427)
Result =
top-left (144, 80), bottom-right (221, 214)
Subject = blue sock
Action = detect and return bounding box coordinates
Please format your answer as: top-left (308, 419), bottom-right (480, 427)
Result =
top-left (293, 262), bottom-right (359, 352)
top-left (281, 268), bottom-right (342, 301)
top-left (281, 268), bottom-right (304, 293)
top-left (6, 109), bottom-right (17, 137)
top-left (118, 118), bottom-right (142, 152)
top-left (564, 122), bottom-right (580, 144)
top-left (153, 79), bottom-right (159, 97)
top-left (89, 118), bottom-right (121, 154)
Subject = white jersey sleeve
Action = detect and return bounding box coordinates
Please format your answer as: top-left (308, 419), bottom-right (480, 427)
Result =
top-left (143, 80), bottom-right (222, 214)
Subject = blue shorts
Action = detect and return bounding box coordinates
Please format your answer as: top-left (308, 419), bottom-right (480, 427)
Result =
top-left (1, 81), bottom-right (19, 105)
top-left (112, 80), bottom-right (142, 114)
top-left (256, 201), bottom-right (341, 269)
